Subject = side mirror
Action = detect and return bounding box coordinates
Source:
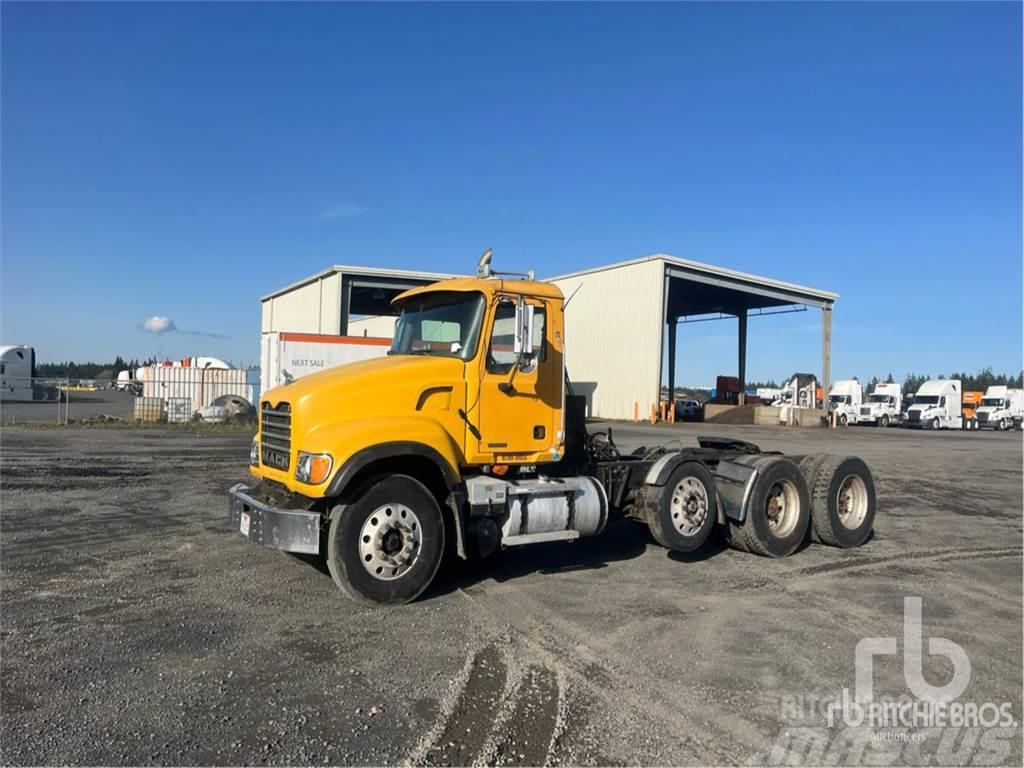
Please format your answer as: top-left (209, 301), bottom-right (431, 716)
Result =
top-left (513, 297), bottom-right (535, 360)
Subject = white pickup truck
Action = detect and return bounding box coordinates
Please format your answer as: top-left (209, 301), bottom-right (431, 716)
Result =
top-left (975, 385), bottom-right (1024, 431)
top-left (858, 382), bottom-right (902, 427)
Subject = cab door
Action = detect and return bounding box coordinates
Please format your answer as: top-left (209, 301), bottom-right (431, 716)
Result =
top-left (476, 296), bottom-right (562, 463)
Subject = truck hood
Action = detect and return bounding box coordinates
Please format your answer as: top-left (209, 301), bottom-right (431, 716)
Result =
top-left (261, 354), bottom-right (466, 430)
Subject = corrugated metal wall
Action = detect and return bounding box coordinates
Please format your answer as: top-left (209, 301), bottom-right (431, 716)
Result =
top-left (348, 315), bottom-right (398, 337)
top-left (553, 260), bottom-right (664, 420)
top-left (141, 367), bottom-right (258, 414)
top-left (260, 272), bottom-right (342, 334)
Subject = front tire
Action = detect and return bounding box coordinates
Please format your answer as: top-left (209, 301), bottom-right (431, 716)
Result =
top-left (647, 462), bottom-right (717, 553)
top-left (931, 417), bottom-right (940, 430)
top-left (326, 474), bottom-right (445, 605)
top-left (880, 414), bottom-right (890, 428)
top-left (728, 458), bottom-right (810, 558)
top-left (838, 413), bottom-right (848, 427)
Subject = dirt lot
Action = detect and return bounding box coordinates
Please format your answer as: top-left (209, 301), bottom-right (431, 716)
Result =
top-left (1, 422), bottom-right (1021, 766)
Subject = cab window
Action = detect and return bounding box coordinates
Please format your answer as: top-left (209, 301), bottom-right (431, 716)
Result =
top-left (486, 302), bottom-right (546, 374)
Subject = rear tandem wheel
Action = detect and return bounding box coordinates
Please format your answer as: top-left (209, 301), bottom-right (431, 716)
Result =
top-left (727, 458), bottom-right (810, 558)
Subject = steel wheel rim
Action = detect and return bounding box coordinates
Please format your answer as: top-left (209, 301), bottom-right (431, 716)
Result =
top-left (670, 476), bottom-right (709, 537)
top-left (836, 474), bottom-right (868, 530)
top-left (358, 503), bottom-right (422, 581)
top-left (764, 479), bottom-right (800, 537)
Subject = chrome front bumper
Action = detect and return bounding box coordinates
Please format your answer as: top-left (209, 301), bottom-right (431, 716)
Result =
top-left (227, 482), bottom-right (321, 554)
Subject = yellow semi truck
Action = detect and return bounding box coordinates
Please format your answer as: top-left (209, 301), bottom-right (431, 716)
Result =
top-left (229, 251), bottom-right (877, 604)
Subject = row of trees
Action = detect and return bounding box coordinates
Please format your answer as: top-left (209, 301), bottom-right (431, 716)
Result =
top-left (899, 368), bottom-right (1024, 396)
top-left (747, 369), bottom-right (1023, 394)
top-left (35, 356), bottom-right (157, 380)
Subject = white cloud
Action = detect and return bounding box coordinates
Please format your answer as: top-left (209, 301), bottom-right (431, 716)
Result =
top-left (143, 316), bottom-right (177, 334)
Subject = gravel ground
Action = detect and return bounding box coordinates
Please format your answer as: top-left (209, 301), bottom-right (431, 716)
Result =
top-left (1, 422), bottom-right (1021, 766)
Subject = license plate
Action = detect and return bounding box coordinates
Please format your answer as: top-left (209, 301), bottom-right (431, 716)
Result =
top-left (240, 512), bottom-right (250, 537)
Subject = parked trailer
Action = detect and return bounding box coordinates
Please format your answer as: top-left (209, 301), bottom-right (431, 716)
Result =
top-left (229, 252), bottom-right (878, 606)
top-left (858, 382), bottom-right (901, 427)
top-left (904, 379), bottom-right (963, 430)
top-left (259, 331), bottom-right (392, 396)
top-left (975, 386), bottom-right (1024, 431)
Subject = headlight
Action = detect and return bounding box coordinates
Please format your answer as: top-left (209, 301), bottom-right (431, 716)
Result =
top-left (295, 451), bottom-right (333, 485)
top-left (250, 440), bottom-right (260, 466)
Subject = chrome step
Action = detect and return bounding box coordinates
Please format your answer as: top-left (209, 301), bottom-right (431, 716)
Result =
top-left (501, 530), bottom-right (580, 547)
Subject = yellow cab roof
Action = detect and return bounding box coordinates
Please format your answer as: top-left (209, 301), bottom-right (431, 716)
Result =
top-left (393, 276), bottom-right (564, 305)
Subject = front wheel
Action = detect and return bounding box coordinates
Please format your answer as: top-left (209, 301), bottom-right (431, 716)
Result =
top-left (838, 413), bottom-right (848, 427)
top-left (1000, 418), bottom-right (1009, 431)
top-left (880, 414), bottom-right (890, 428)
top-left (326, 474), bottom-right (445, 605)
top-left (931, 417), bottom-right (940, 430)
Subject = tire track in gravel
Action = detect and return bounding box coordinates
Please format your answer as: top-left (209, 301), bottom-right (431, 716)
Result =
top-left (456, 586), bottom-right (752, 765)
top-left (489, 665), bottom-right (560, 767)
top-left (419, 644), bottom-right (509, 767)
top-left (409, 635), bottom-right (567, 768)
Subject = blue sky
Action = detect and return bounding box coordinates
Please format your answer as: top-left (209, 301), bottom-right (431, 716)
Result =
top-left (2, 2), bottom-right (1020, 385)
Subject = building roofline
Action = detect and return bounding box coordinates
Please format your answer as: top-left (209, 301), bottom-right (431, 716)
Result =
top-left (547, 253), bottom-right (839, 303)
top-left (261, 264), bottom-right (459, 301)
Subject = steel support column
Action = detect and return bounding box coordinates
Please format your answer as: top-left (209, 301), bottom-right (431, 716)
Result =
top-left (737, 309), bottom-right (748, 406)
top-left (667, 318), bottom-right (677, 404)
top-left (822, 306), bottom-right (832, 409)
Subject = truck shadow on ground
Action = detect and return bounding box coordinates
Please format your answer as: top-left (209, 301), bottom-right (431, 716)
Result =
top-left (284, 520), bottom-right (748, 602)
top-left (422, 520), bottom-right (655, 601)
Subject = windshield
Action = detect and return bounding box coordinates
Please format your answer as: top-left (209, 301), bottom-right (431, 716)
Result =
top-left (913, 395), bottom-right (940, 405)
top-left (868, 394), bottom-right (893, 404)
top-left (982, 398), bottom-right (1005, 407)
top-left (390, 291), bottom-right (485, 360)
top-left (829, 394), bottom-right (850, 405)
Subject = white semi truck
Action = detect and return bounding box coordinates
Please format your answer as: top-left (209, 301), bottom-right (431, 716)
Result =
top-left (975, 385), bottom-right (1024, 431)
top-left (904, 379), bottom-right (963, 430)
top-left (0, 345), bottom-right (34, 401)
top-left (828, 379), bottom-right (863, 426)
top-left (858, 382), bottom-right (902, 427)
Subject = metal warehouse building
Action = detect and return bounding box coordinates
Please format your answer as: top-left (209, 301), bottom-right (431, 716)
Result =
top-left (550, 254), bottom-right (837, 420)
top-left (261, 265), bottom-right (455, 337)
top-left (261, 255), bottom-right (837, 420)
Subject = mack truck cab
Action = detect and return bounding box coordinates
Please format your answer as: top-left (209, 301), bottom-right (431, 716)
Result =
top-left (229, 252), bottom-right (878, 605)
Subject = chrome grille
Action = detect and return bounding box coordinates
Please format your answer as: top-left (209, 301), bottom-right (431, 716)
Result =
top-left (908, 411), bottom-right (921, 423)
top-left (860, 406), bottom-right (872, 416)
top-left (261, 402), bottom-right (291, 470)
top-left (977, 412), bottom-right (990, 423)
